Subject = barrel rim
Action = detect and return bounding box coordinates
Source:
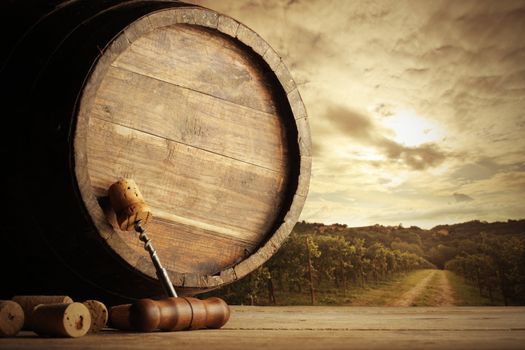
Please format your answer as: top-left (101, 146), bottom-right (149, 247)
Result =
top-left (74, 5), bottom-right (311, 290)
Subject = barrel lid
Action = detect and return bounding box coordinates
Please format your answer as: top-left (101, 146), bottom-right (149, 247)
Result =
top-left (74, 6), bottom-right (311, 291)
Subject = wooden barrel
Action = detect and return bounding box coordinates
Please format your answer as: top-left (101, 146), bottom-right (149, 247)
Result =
top-left (0, 1), bottom-right (310, 304)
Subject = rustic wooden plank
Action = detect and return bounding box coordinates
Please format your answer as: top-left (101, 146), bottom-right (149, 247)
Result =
top-left (1, 307), bottom-right (523, 349)
top-left (3, 329), bottom-right (523, 350)
top-left (112, 24), bottom-right (277, 114)
top-left (275, 62), bottom-right (296, 94)
top-left (126, 218), bottom-right (256, 275)
top-left (192, 8), bottom-right (219, 28)
top-left (217, 15), bottom-right (239, 37)
top-left (263, 46), bottom-right (282, 72)
top-left (179, 8), bottom-right (197, 24)
top-left (287, 89), bottom-right (307, 120)
top-left (297, 156), bottom-right (312, 197)
top-left (227, 306), bottom-right (525, 331)
top-left (233, 255), bottom-right (260, 280)
top-left (296, 118), bottom-right (311, 157)
top-left (123, 16), bottom-right (153, 44)
top-left (236, 23), bottom-right (269, 57)
top-left (144, 9), bottom-right (179, 29)
top-left (92, 66), bottom-right (287, 172)
top-left (219, 268), bottom-right (237, 284)
top-left (87, 119), bottom-right (284, 239)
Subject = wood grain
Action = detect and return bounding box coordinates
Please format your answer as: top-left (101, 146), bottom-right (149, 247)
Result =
top-left (1, 307), bottom-right (524, 349)
top-left (113, 24), bottom-right (277, 114)
top-left (91, 66), bottom-right (287, 171)
top-left (86, 118), bottom-right (284, 272)
top-left (87, 118), bottom-right (284, 237)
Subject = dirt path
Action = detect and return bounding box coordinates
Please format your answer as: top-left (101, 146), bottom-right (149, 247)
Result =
top-left (436, 270), bottom-right (454, 306)
top-left (391, 270), bottom-right (455, 306)
top-left (391, 270), bottom-right (436, 306)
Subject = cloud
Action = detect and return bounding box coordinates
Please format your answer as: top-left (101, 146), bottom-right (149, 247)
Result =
top-left (324, 105), bottom-right (375, 141)
top-left (379, 140), bottom-right (446, 170)
top-left (324, 105), bottom-right (447, 170)
top-left (451, 158), bottom-right (500, 182)
top-left (451, 158), bottom-right (525, 185)
top-left (453, 192), bottom-right (474, 202)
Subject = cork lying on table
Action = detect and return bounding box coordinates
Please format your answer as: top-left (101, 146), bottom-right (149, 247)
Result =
top-left (12, 296), bottom-right (73, 330)
top-left (82, 300), bottom-right (108, 333)
top-left (32, 303), bottom-right (91, 338)
top-left (0, 301), bottom-right (24, 337)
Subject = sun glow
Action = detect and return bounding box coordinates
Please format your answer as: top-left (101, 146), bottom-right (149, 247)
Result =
top-left (380, 109), bottom-right (445, 147)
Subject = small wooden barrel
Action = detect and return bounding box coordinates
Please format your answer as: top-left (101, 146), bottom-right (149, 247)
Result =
top-left (0, 1), bottom-right (310, 304)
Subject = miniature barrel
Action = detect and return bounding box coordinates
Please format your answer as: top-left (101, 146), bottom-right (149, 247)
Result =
top-left (0, 0), bottom-right (310, 304)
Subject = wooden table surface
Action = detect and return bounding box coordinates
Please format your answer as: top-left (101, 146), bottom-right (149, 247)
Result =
top-left (2, 306), bottom-right (524, 349)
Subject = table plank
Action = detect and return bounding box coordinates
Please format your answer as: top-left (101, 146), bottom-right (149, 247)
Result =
top-left (1, 306), bottom-right (524, 350)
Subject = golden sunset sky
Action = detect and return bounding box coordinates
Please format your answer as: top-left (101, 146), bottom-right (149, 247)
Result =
top-left (188, 0), bottom-right (525, 228)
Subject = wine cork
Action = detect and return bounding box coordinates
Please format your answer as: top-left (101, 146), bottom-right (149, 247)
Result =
top-left (0, 301), bottom-right (24, 337)
top-left (32, 303), bottom-right (91, 338)
top-left (12, 295), bottom-right (73, 330)
top-left (108, 179), bottom-right (152, 231)
top-left (82, 300), bottom-right (108, 333)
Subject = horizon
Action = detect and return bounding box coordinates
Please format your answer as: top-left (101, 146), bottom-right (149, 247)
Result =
top-left (299, 217), bottom-right (525, 230)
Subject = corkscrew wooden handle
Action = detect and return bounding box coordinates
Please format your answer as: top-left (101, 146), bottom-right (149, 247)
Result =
top-left (109, 297), bottom-right (229, 332)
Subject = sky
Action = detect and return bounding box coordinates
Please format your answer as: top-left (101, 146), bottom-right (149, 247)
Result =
top-left (187, 0), bottom-right (525, 229)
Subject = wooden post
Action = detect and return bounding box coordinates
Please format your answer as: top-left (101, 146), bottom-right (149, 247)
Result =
top-left (268, 277), bottom-right (276, 305)
top-left (306, 237), bottom-right (316, 305)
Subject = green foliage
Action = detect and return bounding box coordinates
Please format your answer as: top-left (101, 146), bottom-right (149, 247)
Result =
top-left (445, 271), bottom-right (501, 306)
top-left (427, 244), bottom-right (458, 269)
top-left (445, 233), bottom-right (525, 305)
top-left (391, 239), bottom-right (424, 256)
top-left (205, 227), bottom-right (433, 305)
top-left (203, 219), bottom-right (524, 305)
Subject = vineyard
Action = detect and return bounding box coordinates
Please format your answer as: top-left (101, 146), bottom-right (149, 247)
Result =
top-left (205, 220), bottom-right (525, 306)
top-left (445, 233), bottom-right (525, 305)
